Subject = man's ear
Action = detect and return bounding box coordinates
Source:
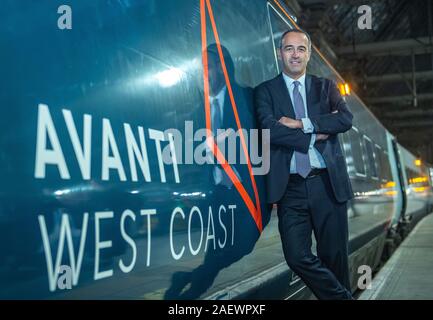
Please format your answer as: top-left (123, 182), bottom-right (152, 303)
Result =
top-left (276, 49), bottom-right (282, 61)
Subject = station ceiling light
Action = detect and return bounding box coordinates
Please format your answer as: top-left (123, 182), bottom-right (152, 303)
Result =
top-left (339, 83), bottom-right (351, 96)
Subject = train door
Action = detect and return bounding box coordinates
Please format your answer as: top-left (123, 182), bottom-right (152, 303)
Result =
top-left (385, 133), bottom-right (404, 228)
top-left (390, 136), bottom-right (408, 231)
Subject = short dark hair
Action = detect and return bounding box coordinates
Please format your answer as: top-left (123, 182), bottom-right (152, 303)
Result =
top-left (279, 29), bottom-right (312, 51)
top-left (206, 43), bottom-right (235, 77)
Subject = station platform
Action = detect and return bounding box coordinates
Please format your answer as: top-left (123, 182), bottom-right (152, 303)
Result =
top-left (358, 213), bottom-right (433, 300)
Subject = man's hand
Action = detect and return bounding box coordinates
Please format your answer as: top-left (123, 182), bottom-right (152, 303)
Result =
top-left (314, 111), bottom-right (336, 140)
top-left (314, 111), bottom-right (336, 141)
top-left (278, 116), bottom-right (303, 129)
top-left (316, 134), bottom-right (329, 141)
top-left (279, 110), bottom-right (336, 136)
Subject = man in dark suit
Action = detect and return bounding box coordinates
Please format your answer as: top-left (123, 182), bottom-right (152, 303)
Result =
top-left (254, 29), bottom-right (354, 300)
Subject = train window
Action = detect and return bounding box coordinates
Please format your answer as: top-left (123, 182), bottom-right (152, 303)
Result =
top-left (381, 151), bottom-right (392, 182)
top-left (339, 133), bottom-right (356, 176)
top-left (406, 166), bottom-right (430, 189)
top-left (307, 51), bottom-right (335, 79)
top-left (374, 144), bottom-right (384, 181)
top-left (363, 136), bottom-right (378, 179)
top-left (338, 134), bottom-right (347, 157)
top-left (347, 127), bottom-right (366, 177)
top-left (267, 3), bottom-right (295, 73)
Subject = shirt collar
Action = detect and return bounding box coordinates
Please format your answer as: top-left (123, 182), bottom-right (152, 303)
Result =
top-left (282, 72), bottom-right (306, 90)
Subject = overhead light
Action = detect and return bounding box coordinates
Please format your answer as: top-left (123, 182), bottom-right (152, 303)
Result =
top-left (344, 83), bottom-right (350, 95)
top-left (415, 159), bottom-right (422, 166)
top-left (339, 83), bottom-right (351, 96)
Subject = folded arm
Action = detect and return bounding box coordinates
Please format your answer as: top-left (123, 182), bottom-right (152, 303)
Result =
top-left (254, 84), bottom-right (310, 153)
top-left (308, 80), bottom-right (353, 134)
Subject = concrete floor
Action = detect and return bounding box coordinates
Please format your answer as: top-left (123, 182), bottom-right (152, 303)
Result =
top-left (359, 213), bottom-right (433, 300)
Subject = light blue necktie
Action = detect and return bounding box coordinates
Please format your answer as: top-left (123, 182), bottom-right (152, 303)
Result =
top-left (293, 81), bottom-right (311, 178)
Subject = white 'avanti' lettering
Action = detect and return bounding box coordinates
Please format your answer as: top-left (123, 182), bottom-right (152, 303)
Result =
top-left (35, 104), bottom-right (70, 179)
top-left (62, 109), bottom-right (92, 180)
top-left (34, 105), bottom-right (268, 182)
top-left (124, 124), bottom-right (151, 182)
top-left (102, 119), bottom-right (127, 181)
top-left (167, 133), bottom-right (180, 183)
top-left (148, 129), bottom-right (166, 183)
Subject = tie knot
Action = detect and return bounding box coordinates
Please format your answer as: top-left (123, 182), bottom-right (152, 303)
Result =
top-left (293, 81), bottom-right (300, 88)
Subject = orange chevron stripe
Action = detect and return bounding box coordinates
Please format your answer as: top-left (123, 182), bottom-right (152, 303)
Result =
top-left (200, 0), bottom-right (263, 232)
top-left (273, 0), bottom-right (300, 28)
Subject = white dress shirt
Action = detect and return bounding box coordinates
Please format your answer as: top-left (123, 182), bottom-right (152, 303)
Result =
top-left (282, 73), bottom-right (327, 173)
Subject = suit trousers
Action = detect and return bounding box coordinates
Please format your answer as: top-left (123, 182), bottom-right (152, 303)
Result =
top-left (277, 170), bottom-right (352, 300)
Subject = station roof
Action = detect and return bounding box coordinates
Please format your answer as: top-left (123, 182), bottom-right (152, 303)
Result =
top-left (288, 0), bottom-right (433, 162)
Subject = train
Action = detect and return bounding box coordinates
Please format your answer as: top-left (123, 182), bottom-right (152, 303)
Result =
top-left (1, 0), bottom-right (432, 299)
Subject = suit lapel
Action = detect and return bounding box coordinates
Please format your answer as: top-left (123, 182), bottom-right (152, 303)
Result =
top-left (275, 74), bottom-right (296, 118)
top-left (305, 74), bottom-right (322, 118)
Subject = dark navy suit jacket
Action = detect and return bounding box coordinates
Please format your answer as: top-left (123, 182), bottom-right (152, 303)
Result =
top-left (254, 73), bottom-right (354, 204)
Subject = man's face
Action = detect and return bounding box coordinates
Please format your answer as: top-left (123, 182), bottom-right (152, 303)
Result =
top-left (279, 32), bottom-right (310, 79)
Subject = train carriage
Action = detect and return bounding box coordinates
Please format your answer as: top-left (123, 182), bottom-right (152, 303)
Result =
top-left (0, 0), bottom-right (432, 299)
